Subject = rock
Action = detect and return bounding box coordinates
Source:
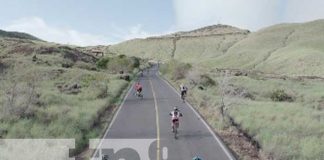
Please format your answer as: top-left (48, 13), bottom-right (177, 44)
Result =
top-left (32, 55), bottom-right (37, 62)
top-left (57, 83), bottom-right (82, 94)
top-left (119, 74), bottom-right (130, 81)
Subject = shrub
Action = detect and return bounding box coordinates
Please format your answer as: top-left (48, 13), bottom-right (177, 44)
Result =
top-left (95, 83), bottom-right (108, 98)
top-left (118, 54), bottom-right (126, 58)
top-left (161, 60), bottom-right (191, 80)
top-left (96, 57), bottom-right (110, 69)
top-left (270, 89), bottom-right (294, 102)
top-left (200, 74), bottom-right (217, 87)
top-left (61, 59), bottom-right (74, 68)
top-left (97, 55), bottom-right (141, 73)
top-left (107, 56), bottom-right (129, 73)
top-left (129, 56), bottom-right (140, 68)
top-left (74, 61), bottom-right (96, 71)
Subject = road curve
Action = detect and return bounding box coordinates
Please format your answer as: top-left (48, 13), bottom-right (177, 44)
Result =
top-left (92, 66), bottom-right (235, 160)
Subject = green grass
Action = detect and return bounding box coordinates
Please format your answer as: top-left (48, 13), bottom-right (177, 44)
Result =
top-left (111, 20), bottom-right (324, 76)
top-left (0, 66), bottom-right (128, 152)
top-left (229, 100), bottom-right (324, 159)
top-left (113, 19), bottom-right (324, 159)
top-left (0, 29), bottom-right (41, 41)
top-left (160, 60), bottom-right (324, 159)
top-left (109, 38), bottom-right (174, 62)
top-left (0, 38), bottom-right (142, 155)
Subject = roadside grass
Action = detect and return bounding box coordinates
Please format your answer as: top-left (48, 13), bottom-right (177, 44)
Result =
top-left (0, 39), bottom-right (141, 155)
top-left (160, 61), bottom-right (324, 159)
top-left (0, 66), bottom-right (129, 153)
top-left (229, 100), bottom-right (324, 160)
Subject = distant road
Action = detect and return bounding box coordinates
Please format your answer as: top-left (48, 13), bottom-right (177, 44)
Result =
top-left (92, 66), bottom-right (235, 160)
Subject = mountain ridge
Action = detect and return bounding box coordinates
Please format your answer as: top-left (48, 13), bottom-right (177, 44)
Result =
top-left (0, 29), bottom-right (42, 41)
top-left (108, 19), bottom-right (324, 76)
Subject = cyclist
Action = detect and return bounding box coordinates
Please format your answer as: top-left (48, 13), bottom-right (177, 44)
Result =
top-left (179, 83), bottom-right (188, 100)
top-left (192, 156), bottom-right (203, 160)
top-left (169, 106), bottom-right (183, 132)
top-left (139, 69), bottom-right (144, 77)
top-left (134, 82), bottom-right (143, 97)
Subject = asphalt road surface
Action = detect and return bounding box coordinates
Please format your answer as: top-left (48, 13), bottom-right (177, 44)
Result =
top-left (92, 66), bottom-right (235, 160)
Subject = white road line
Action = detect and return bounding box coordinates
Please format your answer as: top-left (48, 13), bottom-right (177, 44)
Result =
top-left (157, 73), bottom-right (236, 160)
top-left (91, 83), bottom-right (134, 159)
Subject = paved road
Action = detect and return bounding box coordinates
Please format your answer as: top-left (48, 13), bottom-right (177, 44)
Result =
top-left (92, 66), bottom-right (235, 160)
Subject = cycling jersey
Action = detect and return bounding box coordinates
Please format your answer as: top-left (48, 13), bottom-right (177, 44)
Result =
top-left (169, 111), bottom-right (183, 120)
top-left (135, 83), bottom-right (142, 91)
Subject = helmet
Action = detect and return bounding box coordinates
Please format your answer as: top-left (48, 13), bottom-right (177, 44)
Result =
top-left (173, 106), bottom-right (178, 111)
top-left (193, 156), bottom-right (202, 160)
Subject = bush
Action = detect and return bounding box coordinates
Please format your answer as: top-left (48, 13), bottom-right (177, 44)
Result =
top-left (118, 54), bottom-right (126, 58)
top-left (130, 56), bottom-right (140, 68)
top-left (97, 56), bottom-right (141, 73)
top-left (161, 60), bottom-right (191, 80)
top-left (200, 74), bottom-right (217, 87)
top-left (95, 83), bottom-right (108, 98)
top-left (270, 89), bottom-right (294, 102)
top-left (96, 57), bottom-right (110, 69)
top-left (74, 61), bottom-right (96, 71)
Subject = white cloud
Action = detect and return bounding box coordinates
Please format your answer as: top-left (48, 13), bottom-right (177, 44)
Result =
top-left (173, 0), bottom-right (324, 31)
top-left (108, 24), bottom-right (174, 41)
top-left (1, 17), bottom-right (174, 45)
top-left (2, 17), bottom-right (111, 46)
top-left (110, 24), bottom-right (153, 40)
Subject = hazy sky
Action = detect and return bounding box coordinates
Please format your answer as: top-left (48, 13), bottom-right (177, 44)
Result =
top-left (0, 0), bottom-right (324, 46)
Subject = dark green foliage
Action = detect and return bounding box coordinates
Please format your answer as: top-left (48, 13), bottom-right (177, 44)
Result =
top-left (270, 89), bottom-right (294, 102)
top-left (96, 57), bottom-right (110, 69)
top-left (200, 74), bottom-right (217, 87)
top-left (130, 56), bottom-right (140, 68)
top-left (97, 55), bottom-right (141, 73)
top-left (0, 29), bottom-right (41, 41)
top-left (118, 54), bottom-right (126, 58)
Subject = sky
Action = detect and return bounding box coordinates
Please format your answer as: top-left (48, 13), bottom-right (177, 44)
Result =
top-left (0, 0), bottom-right (324, 46)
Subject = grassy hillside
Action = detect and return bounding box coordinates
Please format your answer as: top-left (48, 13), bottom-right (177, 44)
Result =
top-left (109, 25), bottom-right (249, 63)
top-left (111, 20), bottom-right (324, 76)
top-left (0, 29), bottom-right (41, 41)
top-left (160, 60), bottom-right (324, 160)
top-left (204, 20), bottom-right (324, 76)
top-left (0, 37), bottom-right (143, 156)
top-left (109, 38), bottom-right (174, 62)
top-left (128, 20), bottom-right (324, 159)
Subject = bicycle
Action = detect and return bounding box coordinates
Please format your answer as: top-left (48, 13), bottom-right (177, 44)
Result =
top-left (170, 107), bottom-right (182, 139)
top-left (172, 119), bottom-right (180, 139)
top-left (181, 92), bottom-right (186, 103)
top-left (135, 90), bottom-right (143, 99)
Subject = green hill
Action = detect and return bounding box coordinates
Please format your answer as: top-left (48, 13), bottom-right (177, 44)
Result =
top-left (205, 19), bottom-right (324, 76)
top-left (109, 20), bottom-right (324, 159)
top-left (0, 29), bottom-right (42, 41)
top-left (110, 20), bottom-right (324, 76)
top-left (109, 24), bottom-right (250, 63)
top-left (0, 36), bottom-right (143, 158)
